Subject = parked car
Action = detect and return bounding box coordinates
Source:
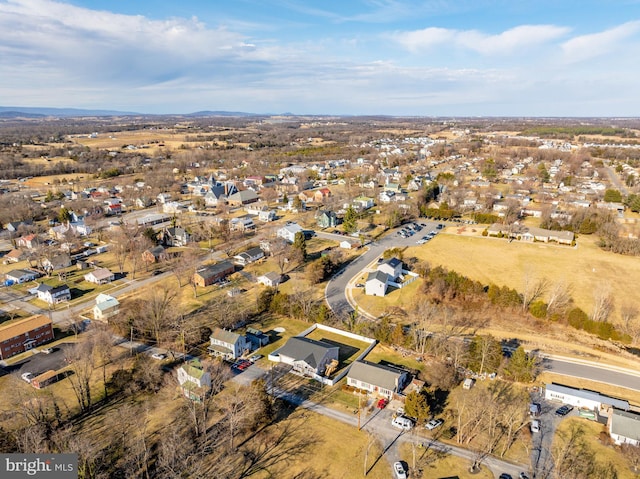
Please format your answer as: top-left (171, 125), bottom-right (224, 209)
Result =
top-left (530, 419), bottom-right (540, 433)
top-left (391, 416), bottom-right (414, 430)
top-left (393, 462), bottom-right (407, 479)
top-left (41, 347), bottom-right (54, 354)
top-left (376, 398), bottom-right (388, 409)
top-left (249, 354), bottom-right (263, 363)
top-left (425, 418), bottom-right (444, 430)
top-left (355, 283), bottom-right (364, 288)
top-left (519, 473), bottom-right (530, 479)
top-left (151, 353), bottom-right (167, 360)
top-left (555, 405), bottom-right (574, 416)
top-left (21, 372), bottom-right (33, 383)
top-left (499, 474), bottom-right (513, 479)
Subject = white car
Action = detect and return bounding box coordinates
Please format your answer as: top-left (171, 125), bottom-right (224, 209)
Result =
top-left (530, 419), bottom-right (540, 433)
top-left (21, 372), bottom-right (33, 383)
top-left (393, 462), bottom-right (407, 479)
top-left (425, 418), bottom-right (444, 430)
top-left (151, 353), bottom-right (167, 360)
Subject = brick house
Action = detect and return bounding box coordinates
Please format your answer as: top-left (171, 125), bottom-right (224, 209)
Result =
top-left (192, 261), bottom-right (235, 287)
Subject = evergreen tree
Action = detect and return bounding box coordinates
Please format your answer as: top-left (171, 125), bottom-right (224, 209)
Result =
top-left (293, 231), bottom-right (307, 261)
top-left (343, 206), bottom-right (357, 233)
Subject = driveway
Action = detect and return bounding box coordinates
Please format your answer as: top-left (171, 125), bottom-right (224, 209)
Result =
top-left (0, 342), bottom-right (75, 378)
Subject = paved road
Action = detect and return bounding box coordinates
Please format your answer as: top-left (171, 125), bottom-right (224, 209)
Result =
top-left (542, 354), bottom-right (640, 390)
top-left (324, 221), bottom-right (442, 317)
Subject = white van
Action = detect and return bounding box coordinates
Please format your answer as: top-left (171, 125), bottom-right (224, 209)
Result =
top-left (462, 378), bottom-right (475, 390)
top-left (530, 419), bottom-right (540, 433)
top-left (391, 416), bottom-right (414, 431)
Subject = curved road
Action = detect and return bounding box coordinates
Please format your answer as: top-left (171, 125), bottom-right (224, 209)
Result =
top-left (324, 226), bottom-right (640, 392)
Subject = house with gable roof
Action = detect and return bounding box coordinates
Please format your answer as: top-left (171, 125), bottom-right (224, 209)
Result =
top-left (270, 336), bottom-right (339, 377)
top-left (177, 359), bottom-right (212, 402)
top-left (207, 327), bottom-right (249, 360)
top-left (609, 409), bottom-right (640, 446)
top-left (365, 270), bottom-right (388, 297)
top-left (93, 293), bottom-right (120, 321)
top-left (378, 257), bottom-right (403, 281)
top-left (347, 360), bottom-right (410, 400)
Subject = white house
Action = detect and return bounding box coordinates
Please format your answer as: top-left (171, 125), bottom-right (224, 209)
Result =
top-left (36, 284), bottom-right (71, 304)
top-left (347, 360), bottom-right (410, 400)
top-left (207, 328), bottom-right (249, 360)
top-left (258, 209), bottom-right (277, 222)
top-left (609, 409), bottom-right (640, 446)
top-left (277, 222), bottom-right (304, 243)
top-left (93, 294), bottom-right (120, 321)
top-left (233, 247), bottom-right (265, 266)
top-left (340, 240), bottom-right (357, 249)
top-left (544, 383), bottom-right (629, 412)
top-left (365, 271), bottom-right (388, 297)
top-left (84, 268), bottom-right (115, 284)
top-left (378, 257), bottom-right (403, 281)
top-left (5, 269), bottom-right (40, 284)
top-left (177, 359), bottom-right (212, 402)
top-left (257, 272), bottom-right (282, 287)
top-left (270, 336), bottom-right (339, 377)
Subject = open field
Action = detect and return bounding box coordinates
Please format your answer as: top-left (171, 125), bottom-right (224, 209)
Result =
top-left (404, 229), bottom-right (640, 324)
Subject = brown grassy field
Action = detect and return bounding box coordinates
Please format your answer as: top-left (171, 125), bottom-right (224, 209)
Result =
top-left (404, 229), bottom-right (640, 324)
top-left (553, 417), bottom-right (636, 479)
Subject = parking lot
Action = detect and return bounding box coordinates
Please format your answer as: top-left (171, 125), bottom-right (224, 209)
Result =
top-left (0, 342), bottom-right (75, 379)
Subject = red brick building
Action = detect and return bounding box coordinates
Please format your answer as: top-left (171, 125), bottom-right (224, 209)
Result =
top-left (0, 315), bottom-right (54, 360)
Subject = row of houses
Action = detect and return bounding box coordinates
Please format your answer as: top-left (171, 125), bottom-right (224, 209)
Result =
top-left (486, 223), bottom-right (575, 245)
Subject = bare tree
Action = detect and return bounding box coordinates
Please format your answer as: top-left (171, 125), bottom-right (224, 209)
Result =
top-left (546, 281), bottom-right (573, 317)
top-left (620, 303), bottom-right (639, 338)
top-left (135, 284), bottom-right (178, 346)
top-left (66, 340), bottom-right (95, 412)
top-left (591, 285), bottom-right (615, 322)
top-left (522, 273), bottom-right (548, 313)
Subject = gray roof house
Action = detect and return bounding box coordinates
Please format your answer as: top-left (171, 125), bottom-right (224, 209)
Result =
top-left (347, 360), bottom-right (410, 399)
top-left (36, 283), bottom-right (71, 304)
top-left (365, 270), bottom-right (388, 297)
top-left (609, 409), bottom-right (640, 446)
top-left (207, 327), bottom-right (249, 360)
top-left (378, 257), bottom-right (403, 281)
top-left (233, 247), bottom-right (265, 266)
top-left (271, 336), bottom-right (339, 377)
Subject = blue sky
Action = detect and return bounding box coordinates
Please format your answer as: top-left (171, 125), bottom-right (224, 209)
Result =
top-left (1, 0), bottom-right (640, 116)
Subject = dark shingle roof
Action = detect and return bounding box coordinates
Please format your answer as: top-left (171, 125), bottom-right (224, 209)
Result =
top-left (276, 336), bottom-right (338, 369)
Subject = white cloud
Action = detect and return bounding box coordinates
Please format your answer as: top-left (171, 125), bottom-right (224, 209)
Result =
top-left (392, 24), bottom-right (570, 55)
top-left (562, 21), bottom-right (640, 62)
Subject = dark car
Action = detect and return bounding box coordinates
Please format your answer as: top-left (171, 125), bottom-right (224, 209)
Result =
top-left (555, 405), bottom-right (574, 416)
top-left (499, 474), bottom-right (513, 479)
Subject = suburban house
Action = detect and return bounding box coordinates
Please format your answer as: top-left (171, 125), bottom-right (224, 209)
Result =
top-left (317, 210), bottom-right (339, 228)
top-left (487, 223), bottom-right (575, 245)
top-left (5, 268), bottom-right (40, 284)
top-left (142, 245), bottom-right (167, 264)
top-left (0, 314), bottom-right (54, 360)
top-left (608, 409), bottom-right (640, 446)
top-left (36, 283), bottom-right (71, 304)
top-left (16, 234), bottom-right (39, 250)
top-left (5, 220), bottom-right (32, 233)
top-left (353, 196), bottom-right (375, 210)
top-left (207, 328), bottom-right (249, 360)
top-left (233, 247), bottom-right (264, 266)
top-left (84, 268), bottom-right (115, 284)
top-left (365, 271), bottom-right (388, 297)
top-left (3, 249), bottom-right (26, 264)
top-left (193, 261), bottom-right (235, 287)
top-left (347, 360), bottom-right (410, 400)
top-left (177, 359), bottom-right (212, 402)
top-left (544, 383), bottom-right (630, 413)
top-left (156, 193), bottom-right (172, 204)
top-left (229, 216), bottom-right (256, 232)
top-left (227, 189), bottom-right (259, 206)
top-left (93, 293), bottom-right (120, 321)
top-left (42, 253), bottom-right (72, 272)
top-left (277, 222), bottom-right (304, 243)
top-left (245, 327), bottom-right (269, 350)
top-left (257, 271), bottom-right (282, 288)
top-left (257, 209), bottom-right (276, 222)
top-left (378, 257), bottom-right (403, 281)
top-left (340, 240), bottom-right (357, 250)
top-left (313, 187), bottom-right (332, 203)
top-left (160, 227), bottom-right (191, 247)
top-left (270, 336), bottom-right (339, 377)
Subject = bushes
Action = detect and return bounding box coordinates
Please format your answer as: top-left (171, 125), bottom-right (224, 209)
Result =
top-left (567, 307), bottom-right (630, 342)
top-left (529, 301), bottom-right (548, 319)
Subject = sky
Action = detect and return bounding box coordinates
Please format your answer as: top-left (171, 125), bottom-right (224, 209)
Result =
top-left (1, 0), bottom-right (640, 116)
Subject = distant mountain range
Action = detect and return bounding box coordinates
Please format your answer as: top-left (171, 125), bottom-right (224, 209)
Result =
top-left (0, 106), bottom-right (278, 118)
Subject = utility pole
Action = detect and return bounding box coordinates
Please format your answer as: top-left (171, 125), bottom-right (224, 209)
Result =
top-left (357, 393), bottom-right (362, 430)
